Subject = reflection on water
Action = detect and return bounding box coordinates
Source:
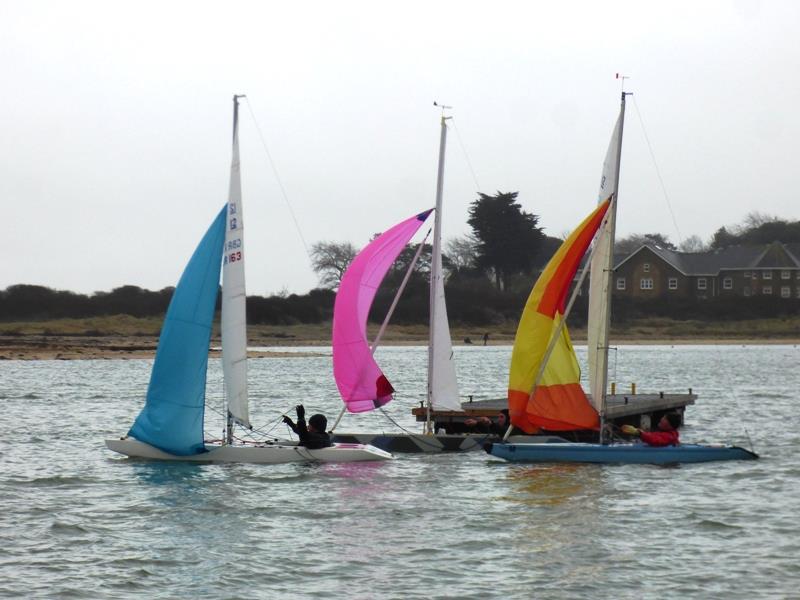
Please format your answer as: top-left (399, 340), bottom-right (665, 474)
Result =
top-left (506, 463), bottom-right (595, 506)
top-left (130, 459), bottom-right (212, 487)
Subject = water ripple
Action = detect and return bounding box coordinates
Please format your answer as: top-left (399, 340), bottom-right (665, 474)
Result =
top-left (0, 347), bottom-right (797, 599)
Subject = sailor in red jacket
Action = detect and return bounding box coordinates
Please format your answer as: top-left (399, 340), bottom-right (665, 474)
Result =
top-left (622, 412), bottom-right (681, 447)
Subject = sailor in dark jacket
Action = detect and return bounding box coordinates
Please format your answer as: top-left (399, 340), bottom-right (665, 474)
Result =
top-left (282, 404), bottom-right (332, 449)
top-left (464, 409), bottom-right (520, 437)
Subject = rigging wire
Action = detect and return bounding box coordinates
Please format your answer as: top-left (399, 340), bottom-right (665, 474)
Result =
top-left (630, 96), bottom-right (684, 245)
top-left (449, 118), bottom-right (482, 194)
top-left (205, 397), bottom-right (290, 442)
top-left (713, 349), bottom-right (760, 450)
top-left (242, 97), bottom-right (312, 262)
top-left (611, 346), bottom-right (618, 386)
top-left (377, 398), bottom-right (490, 451)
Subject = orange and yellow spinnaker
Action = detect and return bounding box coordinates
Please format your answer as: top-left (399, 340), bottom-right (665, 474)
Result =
top-left (508, 199), bottom-right (611, 432)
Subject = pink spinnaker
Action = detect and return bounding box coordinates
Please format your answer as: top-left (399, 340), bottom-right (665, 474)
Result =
top-left (332, 209), bottom-right (433, 413)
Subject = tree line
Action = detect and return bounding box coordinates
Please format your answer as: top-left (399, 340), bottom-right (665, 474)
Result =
top-left (0, 284), bottom-right (339, 325)
top-left (615, 211), bottom-right (800, 254)
top-left (2, 195), bottom-right (798, 326)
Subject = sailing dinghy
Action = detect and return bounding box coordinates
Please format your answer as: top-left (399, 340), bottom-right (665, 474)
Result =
top-left (329, 112), bottom-right (567, 452)
top-left (105, 96), bottom-right (391, 464)
top-left (329, 114), bottom-right (463, 440)
top-left (329, 112), bottom-right (505, 452)
top-left (485, 92), bottom-right (758, 465)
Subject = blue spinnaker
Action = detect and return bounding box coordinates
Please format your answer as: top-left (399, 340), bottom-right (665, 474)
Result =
top-left (128, 207), bottom-right (226, 455)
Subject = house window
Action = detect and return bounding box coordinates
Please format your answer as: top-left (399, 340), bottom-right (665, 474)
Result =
top-left (668, 278), bottom-right (678, 290)
top-left (697, 278), bottom-right (707, 290)
top-left (640, 278), bottom-right (653, 290)
top-left (743, 287), bottom-right (751, 297)
top-left (752, 272), bottom-right (758, 280)
top-left (616, 278), bottom-right (626, 290)
top-left (743, 271), bottom-right (750, 278)
top-left (782, 270), bottom-right (791, 280)
top-left (781, 286), bottom-right (791, 298)
top-left (723, 277), bottom-right (733, 290)
top-left (643, 263), bottom-right (650, 273)
top-left (763, 271), bottom-right (772, 280)
top-left (763, 286), bottom-right (772, 295)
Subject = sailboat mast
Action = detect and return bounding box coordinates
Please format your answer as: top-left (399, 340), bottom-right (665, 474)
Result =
top-left (598, 92), bottom-right (627, 442)
top-left (425, 113), bottom-right (448, 434)
top-left (224, 93), bottom-right (248, 446)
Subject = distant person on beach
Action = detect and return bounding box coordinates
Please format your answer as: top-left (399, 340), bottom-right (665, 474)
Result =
top-left (283, 404), bottom-right (332, 449)
top-left (622, 412), bottom-right (681, 447)
top-left (483, 332), bottom-right (489, 345)
top-left (464, 337), bottom-right (473, 344)
top-left (464, 409), bottom-right (517, 437)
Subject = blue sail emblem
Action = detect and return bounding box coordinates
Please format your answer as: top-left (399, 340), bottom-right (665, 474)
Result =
top-left (128, 206), bottom-right (226, 455)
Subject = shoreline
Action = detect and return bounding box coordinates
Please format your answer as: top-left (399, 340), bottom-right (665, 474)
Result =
top-left (1, 333), bottom-right (797, 361)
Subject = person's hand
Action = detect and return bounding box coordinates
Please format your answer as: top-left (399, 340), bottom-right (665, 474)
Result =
top-left (464, 418), bottom-right (477, 426)
top-left (479, 416), bottom-right (491, 424)
top-left (295, 404), bottom-right (305, 418)
top-left (621, 424), bottom-right (640, 436)
top-left (282, 415), bottom-right (293, 425)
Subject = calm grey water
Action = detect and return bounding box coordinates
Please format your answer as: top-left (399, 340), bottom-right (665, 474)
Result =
top-left (0, 345), bottom-right (798, 599)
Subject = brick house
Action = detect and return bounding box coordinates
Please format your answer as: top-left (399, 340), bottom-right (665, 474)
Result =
top-left (611, 242), bottom-right (800, 300)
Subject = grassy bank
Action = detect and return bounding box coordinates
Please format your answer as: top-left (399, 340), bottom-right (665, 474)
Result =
top-left (2, 314), bottom-right (799, 344)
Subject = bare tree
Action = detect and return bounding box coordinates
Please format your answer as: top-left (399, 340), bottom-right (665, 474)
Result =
top-left (740, 211), bottom-right (780, 233)
top-left (615, 233), bottom-right (676, 254)
top-left (678, 235), bottom-right (708, 253)
top-left (445, 234), bottom-right (479, 274)
top-left (309, 241), bottom-right (357, 289)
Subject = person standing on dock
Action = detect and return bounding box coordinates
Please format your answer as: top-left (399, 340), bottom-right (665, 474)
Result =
top-left (622, 413), bottom-right (681, 447)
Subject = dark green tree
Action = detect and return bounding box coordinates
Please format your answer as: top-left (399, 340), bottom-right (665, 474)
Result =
top-left (467, 191), bottom-right (545, 291)
top-left (710, 214), bottom-right (800, 249)
top-left (740, 220), bottom-right (800, 245)
top-left (535, 235), bottom-right (565, 268)
top-left (710, 226), bottom-right (738, 250)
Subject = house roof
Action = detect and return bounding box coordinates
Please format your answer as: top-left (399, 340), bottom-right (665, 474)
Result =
top-left (615, 242), bottom-right (800, 276)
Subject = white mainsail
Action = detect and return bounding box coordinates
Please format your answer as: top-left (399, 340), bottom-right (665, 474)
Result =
top-left (587, 94), bottom-right (626, 416)
top-left (429, 228), bottom-right (460, 410)
top-left (222, 96), bottom-right (250, 429)
top-left (427, 115), bottom-right (461, 413)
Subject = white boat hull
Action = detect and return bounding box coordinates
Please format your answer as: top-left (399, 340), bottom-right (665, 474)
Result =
top-left (106, 438), bottom-right (393, 464)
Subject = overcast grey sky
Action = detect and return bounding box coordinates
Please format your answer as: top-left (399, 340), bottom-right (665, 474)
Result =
top-left (2, 0), bottom-right (798, 295)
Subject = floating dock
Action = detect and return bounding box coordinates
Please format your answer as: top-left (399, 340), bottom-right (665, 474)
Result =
top-left (414, 391), bottom-right (697, 441)
top-left (332, 391), bottom-right (696, 452)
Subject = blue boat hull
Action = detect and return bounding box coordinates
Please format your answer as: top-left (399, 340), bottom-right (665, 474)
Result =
top-left (486, 442), bottom-right (758, 464)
